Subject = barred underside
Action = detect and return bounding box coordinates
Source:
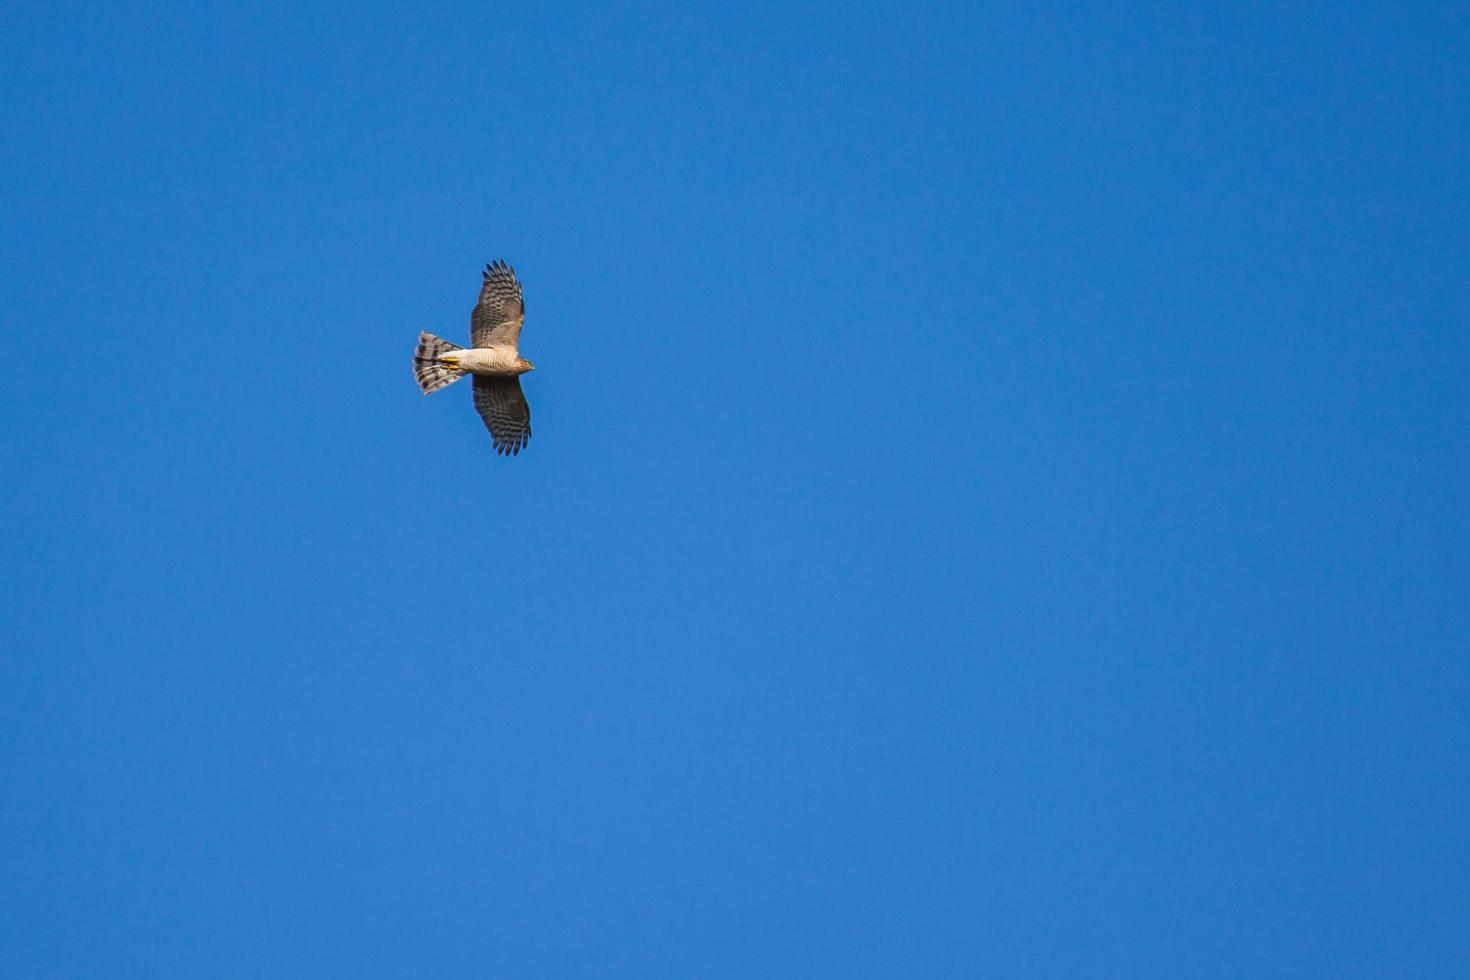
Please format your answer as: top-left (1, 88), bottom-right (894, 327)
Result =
top-left (414, 331), bottom-right (467, 394)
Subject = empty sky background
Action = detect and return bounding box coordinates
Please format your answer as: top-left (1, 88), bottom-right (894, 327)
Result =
top-left (2, 2), bottom-right (1467, 976)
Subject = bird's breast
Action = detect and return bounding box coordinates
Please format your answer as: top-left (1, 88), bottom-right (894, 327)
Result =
top-left (456, 346), bottom-right (525, 375)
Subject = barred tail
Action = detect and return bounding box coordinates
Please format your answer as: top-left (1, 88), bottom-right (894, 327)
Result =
top-left (414, 331), bottom-right (467, 394)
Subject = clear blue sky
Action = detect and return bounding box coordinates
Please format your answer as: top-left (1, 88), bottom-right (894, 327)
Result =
top-left (2, 2), bottom-right (1467, 976)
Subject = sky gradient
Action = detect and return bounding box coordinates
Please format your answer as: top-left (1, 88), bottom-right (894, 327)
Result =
top-left (2, 2), bottom-right (1468, 976)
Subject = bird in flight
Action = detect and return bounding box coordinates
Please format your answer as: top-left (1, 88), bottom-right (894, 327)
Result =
top-left (414, 260), bottom-right (535, 456)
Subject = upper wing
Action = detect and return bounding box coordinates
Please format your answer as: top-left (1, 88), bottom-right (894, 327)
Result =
top-left (472, 375), bottom-right (532, 456)
top-left (471, 260), bottom-right (526, 349)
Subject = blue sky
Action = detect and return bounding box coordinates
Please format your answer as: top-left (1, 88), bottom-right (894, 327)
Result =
top-left (2, 2), bottom-right (1467, 976)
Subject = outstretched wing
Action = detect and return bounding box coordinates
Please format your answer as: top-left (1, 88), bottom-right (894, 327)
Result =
top-left (471, 260), bottom-right (525, 349)
top-left (472, 376), bottom-right (532, 456)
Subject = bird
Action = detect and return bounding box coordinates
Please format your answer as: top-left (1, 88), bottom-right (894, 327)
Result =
top-left (413, 260), bottom-right (535, 456)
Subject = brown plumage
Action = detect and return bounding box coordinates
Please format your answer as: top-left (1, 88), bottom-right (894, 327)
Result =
top-left (413, 260), bottom-right (536, 456)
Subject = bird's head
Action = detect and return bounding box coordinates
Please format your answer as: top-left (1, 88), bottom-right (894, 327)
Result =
top-left (517, 357), bottom-right (536, 374)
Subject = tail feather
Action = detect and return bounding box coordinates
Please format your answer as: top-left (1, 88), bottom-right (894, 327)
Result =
top-left (414, 331), bottom-right (467, 394)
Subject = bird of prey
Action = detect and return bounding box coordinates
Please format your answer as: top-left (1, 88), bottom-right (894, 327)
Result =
top-left (413, 260), bottom-right (535, 456)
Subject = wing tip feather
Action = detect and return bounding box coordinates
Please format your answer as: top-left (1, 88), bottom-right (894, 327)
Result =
top-left (483, 258), bottom-right (517, 280)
